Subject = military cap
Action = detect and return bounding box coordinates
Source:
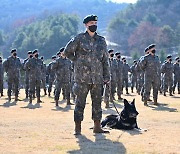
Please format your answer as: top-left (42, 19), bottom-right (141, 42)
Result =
top-left (133, 60), bottom-right (137, 63)
top-left (144, 47), bottom-right (149, 53)
top-left (83, 15), bottom-right (98, 24)
top-left (148, 44), bottom-right (156, 50)
top-left (175, 57), bottom-right (179, 61)
top-left (108, 49), bottom-right (114, 53)
top-left (56, 51), bottom-right (60, 55)
top-left (51, 55), bottom-right (56, 59)
top-left (33, 49), bottom-right (38, 54)
top-left (122, 57), bottom-right (126, 60)
top-left (11, 48), bottom-right (17, 53)
top-left (167, 55), bottom-right (172, 59)
top-left (115, 52), bottom-right (120, 55)
top-left (40, 56), bottom-right (44, 60)
top-left (59, 47), bottom-right (65, 53)
top-left (27, 51), bottom-right (32, 54)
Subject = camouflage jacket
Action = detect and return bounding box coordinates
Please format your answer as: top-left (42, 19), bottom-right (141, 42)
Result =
top-left (130, 64), bottom-right (137, 77)
top-left (52, 57), bottom-right (71, 83)
top-left (173, 63), bottom-right (180, 77)
top-left (47, 62), bottom-right (56, 79)
top-left (122, 63), bottom-right (131, 78)
top-left (139, 54), bottom-right (160, 78)
top-left (116, 59), bottom-right (123, 81)
top-left (0, 63), bottom-right (3, 79)
top-left (109, 58), bottom-right (117, 81)
top-left (161, 62), bottom-right (173, 77)
top-left (3, 56), bottom-right (22, 78)
top-left (24, 57), bottom-right (43, 79)
top-left (64, 31), bottom-right (110, 84)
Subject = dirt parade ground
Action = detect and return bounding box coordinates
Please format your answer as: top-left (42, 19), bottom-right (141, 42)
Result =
top-left (0, 89), bottom-right (180, 154)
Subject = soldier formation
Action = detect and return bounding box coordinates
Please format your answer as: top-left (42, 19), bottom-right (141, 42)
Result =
top-left (0, 14), bottom-right (180, 135)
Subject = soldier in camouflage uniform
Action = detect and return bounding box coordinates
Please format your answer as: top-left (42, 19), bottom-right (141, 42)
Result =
top-left (0, 56), bottom-right (4, 97)
top-left (161, 55), bottom-right (174, 96)
top-left (115, 52), bottom-right (123, 100)
top-left (104, 49), bottom-right (116, 108)
top-left (173, 57), bottom-right (180, 94)
top-left (3, 49), bottom-right (22, 101)
top-left (23, 51), bottom-right (33, 99)
top-left (130, 60), bottom-right (138, 93)
top-left (47, 56), bottom-right (56, 97)
top-left (122, 57), bottom-right (131, 94)
top-left (139, 44), bottom-right (160, 105)
top-left (25, 49), bottom-right (43, 104)
top-left (40, 56), bottom-right (47, 95)
top-left (64, 15), bottom-right (110, 135)
top-left (52, 47), bottom-right (74, 107)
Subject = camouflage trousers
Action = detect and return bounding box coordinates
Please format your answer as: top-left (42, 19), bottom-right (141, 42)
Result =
top-left (29, 78), bottom-right (41, 98)
top-left (131, 76), bottom-right (137, 91)
top-left (143, 76), bottom-right (159, 102)
top-left (116, 78), bottom-right (123, 98)
top-left (163, 76), bottom-right (173, 93)
top-left (73, 83), bottom-right (103, 121)
top-left (7, 76), bottom-right (19, 97)
top-left (122, 77), bottom-right (128, 92)
top-left (41, 77), bottom-right (47, 91)
top-left (0, 78), bottom-right (3, 94)
top-left (173, 76), bottom-right (180, 92)
top-left (104, 80), bottom-right (116, 102)
top-left (25, 75), bottom-right (29, 96)
top-left (54, 80), bottom-right (70, 101)
top-left (48, 77), bottom-right (55, 93)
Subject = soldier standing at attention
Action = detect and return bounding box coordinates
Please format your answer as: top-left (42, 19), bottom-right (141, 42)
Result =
top-left (47, 56), bottom-right (56, 97)
top-left (0, 56), bottom-right (4, 97)
top-left (173, 57), bottom-right (180, 94)
top-left (40, 56), bottom-right (47, 95)
top-left (104, 49), bottom-right (116, 108)
top-left (3, 49), bottom-right (22, 101)
top-left (52, 47), bottom-right (74, 107)
top-left (64, 15), bottom-right (110, 135)
top-left (161, 55), bottom-right (174, 96)
top-left (130, 60), bottom-right (138, 93)
top-left (25, 49), bottom-right (43, 104)
top-left (140, 44), bottom-right (160, 106)
top-left (122, 57), bottom-right (131, 94)
top-left (115, 52), bottom-right (123, 100)
top-left (23, 51), bottom-right (33, 99)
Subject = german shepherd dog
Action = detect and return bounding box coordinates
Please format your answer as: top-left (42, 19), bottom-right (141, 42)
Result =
top-left (101, 99), bottom-right (141, 130)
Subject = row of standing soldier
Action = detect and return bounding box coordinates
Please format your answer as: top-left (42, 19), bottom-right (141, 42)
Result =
top-left (0, 46), bottom-right (179, 107)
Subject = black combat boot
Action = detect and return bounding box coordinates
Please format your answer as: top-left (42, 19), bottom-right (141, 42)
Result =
top-left (8, 96), bottom-right (11, 102)
top-left (44, 89), bottom-right (47, 95)
top-left (55, 100), bottom-right (59, 107)
top-left (154, 99), bottom-right (158, 105)
top-left (29, 96), bottom-right (32, 104)
top-left (1, 92), bottom-right (3, 97)
top-left (143, 100), bottom-right (148, 106)
top-left (163, 92), bottom-right (166, 96)
top-left (74, 121), bottom-right (81, 135)
top-left (67, 99), bottom-right (74, 105)
top-left (37, 97), bottom-right (42, 103)
top-left (131, 87), bottom-right (133, 93)
top-left (15, 96), bottom-right (18, 101)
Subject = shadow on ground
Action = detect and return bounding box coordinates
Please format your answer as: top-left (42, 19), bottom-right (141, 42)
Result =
top-left (67, 134), bottom-right (126, 154)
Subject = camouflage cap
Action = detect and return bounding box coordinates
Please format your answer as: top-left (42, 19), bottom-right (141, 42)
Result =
top-left (11, 48), bottom-right (17, 53)
top-left (108, 49), bottom-right (114, 53)
top-left (83, 15), bottom-right (98, 24)
top-left (115, 52), bottom-right (120, 55)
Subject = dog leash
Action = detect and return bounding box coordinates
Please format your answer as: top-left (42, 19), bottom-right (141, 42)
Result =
top-left (112, 99), bottom-right (121, 116)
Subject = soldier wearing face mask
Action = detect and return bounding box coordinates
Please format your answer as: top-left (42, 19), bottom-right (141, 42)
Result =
top-left (122, 57), bottom-right (131, 94)
top-left (173, 57), bottom-right (180, 94)
top-left (115, 52), bottom-right (123, 100)
top-left (25, 49), bottom-right (43, 104)
top-left (3, 49), bottom-right (22, 101)
top-left (64, 15), bottom-right (110, 135)
top-left (40, 56), bottom-right (47, 96)
top-left (161, 55), bottom-right (174, 96)
top-left (139, 44), bottom-right (160, 106)
top-left (23, 51), bottom-right (33, 99)
top-left (103, 49), bottom-right (117, 108)
top-left (0, 56), bottom-right (4, 97)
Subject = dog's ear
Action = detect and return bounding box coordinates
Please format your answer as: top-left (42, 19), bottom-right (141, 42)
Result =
top-left (131, 99), bottom-right (135, 105)
top-left (124, 99), bottom-right (129, 107)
